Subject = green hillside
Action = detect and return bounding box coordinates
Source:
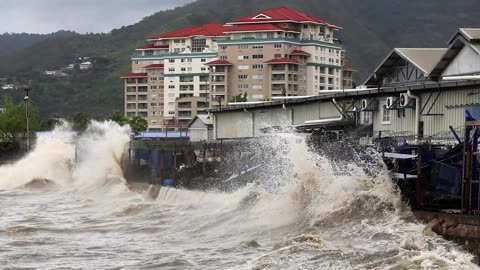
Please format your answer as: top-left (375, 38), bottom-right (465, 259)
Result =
top-left (0, 0), bottom-right (479, 119)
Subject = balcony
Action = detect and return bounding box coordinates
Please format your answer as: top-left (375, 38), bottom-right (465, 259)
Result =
top-left (179, 76), bottom-right (194, 83)
top-left (126, 86), bottom-right (136, 93)
top-left (138, 86), bottom-right (148, 92)
top-left (272, 75), bottom-right (286, 81)
top-left (212, 67), bottom-right (226, 73)
top-left (138, 95), bottom-right (148, 101)
top-left (288, 75), bottom-right (298, 81)
top-left (178, 102), bottom-right (192, 109)
top-left (212, 86), bottom-right (225, 92)
top-left (137, 103), bottom-right (148, 110)
top-left (178, 112), bottom-right (192, 118)
top-left (272, 64), bottom-right (286, 71)
top-left (126, 95), bottom-right (136, 101)
top-left (180, 86), bottom-right (194, 91)
top-left (138, 78), bottom-right (148, 84)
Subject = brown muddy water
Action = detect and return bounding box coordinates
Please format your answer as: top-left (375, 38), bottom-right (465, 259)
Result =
top-left (0, 121), bottom-right (478, 269)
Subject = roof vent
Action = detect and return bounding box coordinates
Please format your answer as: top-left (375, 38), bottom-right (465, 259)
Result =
top-left (252, 14), bottom-right (272, 19)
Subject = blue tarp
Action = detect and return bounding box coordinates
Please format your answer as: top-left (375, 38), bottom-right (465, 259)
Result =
top-left (135, 131), bottom-right (190, 139)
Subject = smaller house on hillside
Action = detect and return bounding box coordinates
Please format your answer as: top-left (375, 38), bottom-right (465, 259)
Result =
top-left (79, 61), bottom-right (93, 70)
top-left (188, 115), bottom-right (213, 142)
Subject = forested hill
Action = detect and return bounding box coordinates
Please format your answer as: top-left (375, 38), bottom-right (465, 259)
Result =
top-left (0, 31), bottom-right (78, 56)
top-left (1, 0), bottom-right (480, 119)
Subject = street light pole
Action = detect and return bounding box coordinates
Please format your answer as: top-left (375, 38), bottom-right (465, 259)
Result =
top-left (24, 87), bottom-right (31, 151)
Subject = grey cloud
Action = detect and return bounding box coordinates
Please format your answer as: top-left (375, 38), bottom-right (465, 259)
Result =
top-left (1, 0), bottom-right (194, 34)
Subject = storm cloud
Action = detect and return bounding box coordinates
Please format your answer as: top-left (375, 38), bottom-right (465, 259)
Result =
top-left (1, 0), bottom-right (194, 34)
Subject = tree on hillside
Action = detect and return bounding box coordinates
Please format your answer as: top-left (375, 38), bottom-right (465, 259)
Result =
top-left (108, 110), bottom-right (129, 126)
top-left (129, 116), bottom-right (148, 135)
top-left (68, 112), bottom-right (90, 132)
top-left (0, 97), bottom-right (40, 145)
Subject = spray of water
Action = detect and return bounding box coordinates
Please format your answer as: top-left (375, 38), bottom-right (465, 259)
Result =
top-left (0, 121), bottom-right (477, 269)
top-left (0, 120), bottom-right (131, 193)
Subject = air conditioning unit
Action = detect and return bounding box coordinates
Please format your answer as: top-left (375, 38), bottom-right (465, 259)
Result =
top-left (386, 97), bottom-right (394, 109)
top-left (361, 99), bottom-right (369, 110)
top-left (399, 93), bottom-right (410, 107)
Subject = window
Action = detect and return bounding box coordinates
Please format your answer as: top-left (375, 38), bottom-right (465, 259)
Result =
top-left (253, 64), bottom-right (263, 69)
top-left (274, 54), bottom-right (282, 58)
top-left (303, 24), bottom-right (308, 29)
top-left (181, 59), bottom-right (186, 63)
top-left (187, 58), bottom-right (192, 63)
top-left (168, 93), bottom-right (175, 97)
top-left (181, 68), bottom-right (186, 71)
top-left (201, 67), bottom-right (206, 71)
top-left (168, 85), bottom-right (175, 89)
top-left (169, 67), bottom-right (175, 72)
top-left (252, 54), bottom-right (263, 59)
top-left (274, 43), bottom-right (282, 48)
top-left (252, 45), bottom-right (264, 49)
top-left (220, 45), bottom-right (227, 50)
top-left (168, 102), bottom-right (175, 106)
top-left (238, 74), bottom-right (248, 79)
top-left (239, 45), bottom-right (249, 49)
top-left (187, 67), bottom-right (192, 71)
top-left (150, 103), bottom-right (157, 107)
top-left (238, 84), bottom-right (248, 89)
top-left (192, 38), bottom-right (206, 52)
top-left (382, 103), bottom-right (391, 124)
top-left (220, 55), bottom-right (228, 60)
top-left (252, 94), bottom-right (264, 99)
top-left (150, 77), bottom-right (157, 81)
top-left (252, 74), bottom-right (264, 80)
top-left (174, 39), bottom-right (180, 43)
top-left (169, 59), bottom-right (175, 63)
top-left (238, 55), bottom-right (249, 60)
top-left (252, 84), bottom-right (263, 89)
top-left (150, 85), bottom-right (157, 90)
top-left (201, 58), bottom-right (207, 62)
top-left (238, 65), bottom-right (249, 70)
top-left (362, 112), bottom-right (371, 124)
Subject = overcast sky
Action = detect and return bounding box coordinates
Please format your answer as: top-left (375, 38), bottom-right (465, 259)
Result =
top-left (1, 0), bottom-right (194, 34)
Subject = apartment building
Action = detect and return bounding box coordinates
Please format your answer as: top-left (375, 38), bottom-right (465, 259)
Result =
top-left (206, 7), bottom-right (353, 108)
top-left (122, 23), bottom-right (226, 130)
top-left (122, 7), bottom-right (354, 129)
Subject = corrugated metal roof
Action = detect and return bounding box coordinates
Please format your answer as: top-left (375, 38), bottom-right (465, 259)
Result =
top-left (395, 48), bottom-right (447, 74)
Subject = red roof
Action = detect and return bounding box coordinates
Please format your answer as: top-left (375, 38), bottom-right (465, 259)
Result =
top-left (343, 66), bottom-right (357, 72)
top-left (149, 23), bottom-right (228, 40)
top-left (224, 23), bottom-right (300, 33)
top-left (143, 64), bottom-right (164, 69)
top-left (227, 7), bottom-right (341, 29)
top-left (291, 49), bottom-right (311, 56)
top-left (120, 73), bottom-right (147, 78)
top-left (205, 60), bottom-right (233, 66)
top-left (264, 58), bottom-right (300, 64)
top-left (136, 44), bottom-right (169, 50)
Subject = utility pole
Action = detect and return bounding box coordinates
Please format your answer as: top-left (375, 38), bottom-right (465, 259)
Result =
top-left (24, 86), bottom-right (31, 151)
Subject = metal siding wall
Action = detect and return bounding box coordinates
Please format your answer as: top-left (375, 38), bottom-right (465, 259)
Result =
top-left (189, 129), bottom-right (207, 142)
top-left (293, 104), bottom-right (307, 125)
top-left (216, 111), bottom-right (253, 139)
top-left (373, 87), bottom-right (479, 138)
top-left (254, 108), bottom-right (291, 135)
top-left (443, 46), bottom-right (480, 76)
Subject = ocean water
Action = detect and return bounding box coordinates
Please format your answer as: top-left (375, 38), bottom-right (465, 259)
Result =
top-left (0, 121), bottom-right (478, 270)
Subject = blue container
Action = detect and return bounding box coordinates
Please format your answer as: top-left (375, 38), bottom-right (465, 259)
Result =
top-left (163, 179), bottom-right (174, 186)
